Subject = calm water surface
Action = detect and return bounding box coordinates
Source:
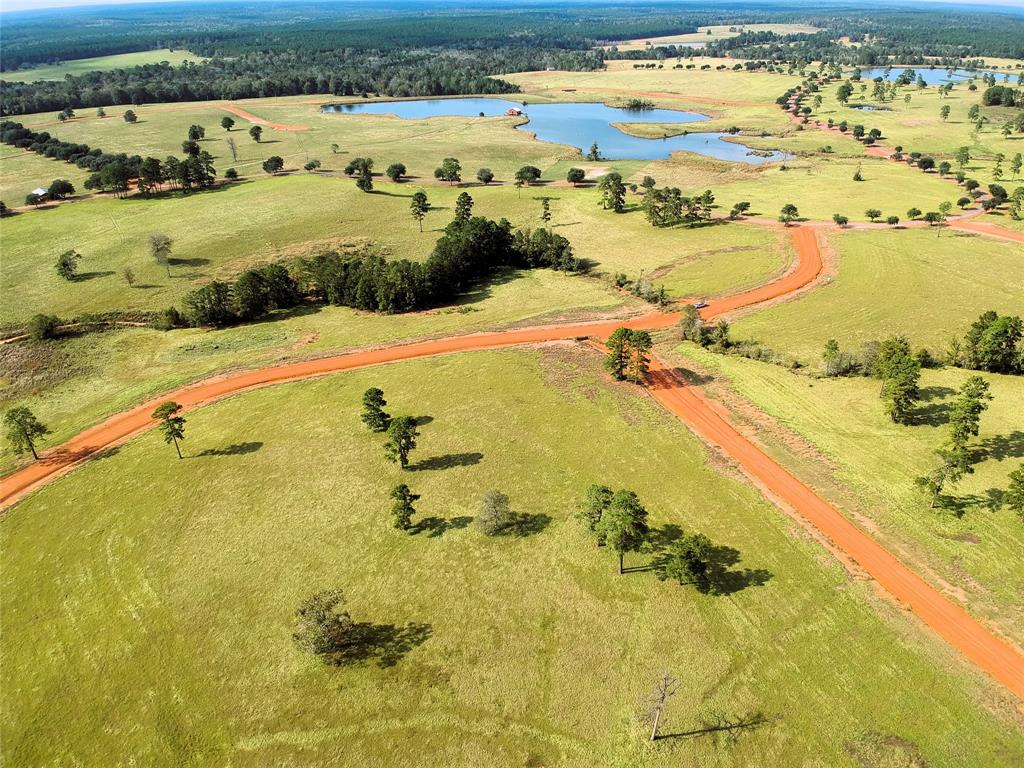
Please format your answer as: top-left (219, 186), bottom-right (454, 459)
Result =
top-left (323, 97), bottom-right (788, 164)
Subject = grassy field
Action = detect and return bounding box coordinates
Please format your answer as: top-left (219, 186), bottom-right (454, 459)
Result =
top-left (4, 49), bottom-right (206, 82)
top-left (0, 176), bottom-right (789, 325)
top-left (0, 142), bottom-right (93, 205)
top-left (602, 25), bottom-right (821, 52)
top-left (673, 345), bottom-right (1024, 645)
top-left (731, 227), bottom-right (1024, 363)
top-left (3, 348), bottom-right (1022, 766)
top-left (808, 77), bottom-right (1024, 188)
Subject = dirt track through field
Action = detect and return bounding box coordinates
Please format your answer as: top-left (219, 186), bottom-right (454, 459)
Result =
top-left (3, 224), bottom-right (1023, 701)
top-left (221, 105), bottom-right (308, 132)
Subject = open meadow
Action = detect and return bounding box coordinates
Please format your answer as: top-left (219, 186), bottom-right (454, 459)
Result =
top-left (3, 49), bottom-right (206, 82)
top-left (3, 348), bottom-right (1022, 766)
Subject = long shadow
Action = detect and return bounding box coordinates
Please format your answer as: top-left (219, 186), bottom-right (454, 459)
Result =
top-left (701, 544), bottom-right (773, 595)
top-left (973, 431), bottom-right (1024, 462)
top-left (413, 415), bottom-right (434, 427)
top-left (195, 441), bottom-right (263, 457)
top-left (169, 257), bottom-right (210, 268)
top-left (409, 515), bottom-right (473, 538)
top-left (911, 387), bottom-right (956, 426)
top-left (495, 512), bottom-right (551, 537)
top-left (74, 270), bottom-right (115, 281)
top-left (658, 711), bottom-right (773, 742)
top-left (371, 190), bottom-right (415, 198)
top-left (410, 452), bottom-right (483, 471)
top-left (324, 621), bottom-right (432, 668)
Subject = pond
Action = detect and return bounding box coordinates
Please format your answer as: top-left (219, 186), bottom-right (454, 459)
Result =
top-left (856, 67), bottom-right (1020, 86)
top-left (322, 97), bottom-right (788, 164)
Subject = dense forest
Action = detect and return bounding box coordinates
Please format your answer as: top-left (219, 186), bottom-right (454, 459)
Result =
top-left (1, 2), bottom-right (1023, 116)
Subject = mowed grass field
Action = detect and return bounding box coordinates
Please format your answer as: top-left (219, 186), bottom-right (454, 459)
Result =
top-left (674, 346), bottom-right (1024, 645)
top-left (0, 177), bottom-right (790, 325)
top-left (809, 76), bottom-right (1024, 188)
top-left (731, 227), bottom-right (1024, 363)
top-left (0, 142), bottom-right (93, 204)
top-left (3, 49), bottom-right (206, 82)
top-left (3, 349), bottom-right (1022, 766)
top-left (603, 24), bottom-right (820, 51)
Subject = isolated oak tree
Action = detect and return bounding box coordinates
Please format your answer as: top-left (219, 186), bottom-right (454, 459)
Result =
top-left (361, 387), bottom-right (391, 432)
top-left (385, 163), bottom-right (406, 182)
top-left (221, 116), bottom-right (235, 131)
top-left (476, 489), bottom-right (514, 536)
top-left (3, 406), bottom-right (50, 461)
top-left (152, 401), bottom-right (186, 459)
top-left (149, 232), bottom-right (173, 277)
top-left (476, 167), bottom-right (494, 185)
top-left (384, 416), bottom-right (419, 469)
top-left (390, 484), bottom-right (419, 530)
top-left (595, 489), bottom-right (649, 574)
top-left (566, 167), bottom-right (585, 186)
top-left (779, 203), bottom-right (799, 226)
top-left (434, 157), bottom-right (461, 185)
top-left (659, 532), bottom-right (713, 588)
top-left (249, 125), bottom-right (263, 142)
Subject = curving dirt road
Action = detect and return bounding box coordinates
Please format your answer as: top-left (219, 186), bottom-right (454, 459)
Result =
top-left (951, 219), bottom-right (1024, 243)
top-left (3, 225), bottom-right (1024, 700)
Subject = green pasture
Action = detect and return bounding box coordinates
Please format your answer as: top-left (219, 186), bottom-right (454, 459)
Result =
top-left (0, 176), bottom-right (789, 325)
top-left (809, 78), bottom-right (1024, 189)
top-left (675, 346), bottom-right (1024, 644)
top-left (0, 142), bottom-right (92, 204)
top-left (731, 227), bottom-right (1024, 362)
top-left (3, 349), bottom-right (1021, 766)
top-left (3, 49), bottom-right (206, 83)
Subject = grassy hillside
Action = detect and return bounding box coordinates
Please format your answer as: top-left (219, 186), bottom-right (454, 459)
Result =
top-left (3, 349), bottom-right (1021, 766)
top-left (731, 227), bottom-right (1024, 363)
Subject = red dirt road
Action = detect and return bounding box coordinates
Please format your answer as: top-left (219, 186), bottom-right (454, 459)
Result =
top-left (3, 225), bottom-right (1024, 700)
top-left (951, 219), bottom-right (1024, 243)
top-left (221, 105), bottom-right (308, 132)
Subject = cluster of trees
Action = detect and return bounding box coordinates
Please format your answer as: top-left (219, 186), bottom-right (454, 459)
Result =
top-left (678, 305), bottom-right (731, 350)
top-left (604, 328), bottom-right (653, 384)
top-left (641, 185), bottom-right (716, 228)
top-left (947, 311), bottom-right (1024, 375)
top-left (821, 336), bottom-right (925, 423)
top-left (982, 85), bottom-right (1023, 107)
top-left (179, 214), bottom-right (579, 326)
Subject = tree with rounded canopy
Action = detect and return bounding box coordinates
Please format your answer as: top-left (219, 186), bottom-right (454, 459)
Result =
top-left (597, 172), bottom-right (625, 212)
top-left (865, 208), bottom-right (882, 222)
top-left (149, 232), bottom-right (173, 277)
top-left (410, 191), bottom-right (429, 232)
top-left (47, 179), bottom-right (75, 200)
top-left (832, 213), bottom-right (849, 227)
top-left (514, 165), bottom-right (542, 186)
top-left (152, 401), bottom-right (186, 459)
top-left (303, 159), bottom-right (321, 172)
top-left (390, 484), bottom-right (419, 530)
top-left (384, 416), bottom-right (419, 469)
top-left (123, 109), bottom-right (137, 123)
top-left (476, 167), bottom-right (494, 185)
top-left (658, 532), bottom-right (713, 588)
top-left (3, 406), bottom-right (50, 461)
top-left (595, 489), bottom-right (649, 574)
top-left (292, 589), bottom-right (353, 656)
top-left (434, 157), bottom-right (461, 185)
top-left (221, 116), bottom-right (235, 131)
top-left (906, 207), bottom-right (922, 220)
top-left (385, 163), bottom-right (406, 182)
top-left (262, 156), bottom-right (284, 175)
top-left (779, 203), bottom-right (799, 226)
top-left (361, 387), bottom-right (391, 432)
top-left (188, 124), bottom-right (205, 142)
top-left (887, 215), bottom-right (900, 227)
top-left (566, 167), bottom-right (585, 186)
top-left (249, 125), bottom-right (263, 142)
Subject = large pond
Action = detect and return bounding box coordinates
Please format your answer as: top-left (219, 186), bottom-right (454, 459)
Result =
top-left (856, 67), bottom-right (1020, 86)
top-left (322, 97), bottom-right (788, 164)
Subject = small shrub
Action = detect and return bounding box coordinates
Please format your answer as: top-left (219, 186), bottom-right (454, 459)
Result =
top-left (26, 314), bottom-right (61, 341)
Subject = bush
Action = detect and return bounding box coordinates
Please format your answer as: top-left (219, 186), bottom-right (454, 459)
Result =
top-left (292, 589), bottom-right (353, 657)
top-left (26, 314), bottom-right (61, 341)
top-left (152, 307), bottom-right (183, 331)
top-left (182, 281), bottom-right (235, 327)
top-left (476, 490), bottom-right (513, 536)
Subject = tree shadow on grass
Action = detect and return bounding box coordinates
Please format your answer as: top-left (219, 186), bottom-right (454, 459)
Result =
top-left (658, 710), bottom-right (774, 743)
top-left (74, 270), bottom-right (115, 281)
top-left (195, 441), bottom-right (263, 457)
top-left (413, 415), bottom-right (434, 427)
top-left (495, 512), bottom-right (551, 537)
top-left (409, 515), bottom-right (473, 538)
top-left (640, 526), bottom-right (772, 595)
top-left (325, 621), bottom-right (433, 668)
top-left (911, 386), bottom-right (957, 426)
top-left (973, 431), bottom-right (1024, 462)
top-left (410, 452), bottom-right (483, 471)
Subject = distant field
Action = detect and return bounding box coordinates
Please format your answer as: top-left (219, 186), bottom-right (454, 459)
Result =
top-left (731, 227), bottom-right (1024, 362)
top-left (3, 348), bottom-right (1021, 766)
top-left (0, 177), bottom-right (789, 325)
top-left (809, 77), bottom-right (1024, 188)
top-left (603, 24), bottom-right (820, 52)
top-left (0, 142), bottom-right (92, 204)
top-left (3, 49), bottom-right (206, 83)
top-left (677, 347), bottom-right (1024, 645)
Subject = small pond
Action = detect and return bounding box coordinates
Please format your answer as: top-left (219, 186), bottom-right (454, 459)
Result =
top-left (856, 67), bottom-right (1020, 86)
top-left (322, 97), bottom-right (788, 164)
